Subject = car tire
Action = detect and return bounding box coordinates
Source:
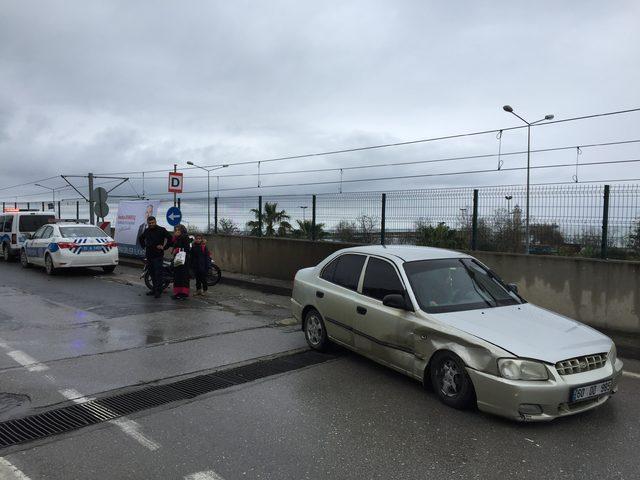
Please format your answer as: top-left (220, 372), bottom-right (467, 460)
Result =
top-left (102, 266), bottom-right (116, 274)
top-left (430, 352), bottom-right (476, 410)
top-left (304, 308), bottom-right (329, 352)
top-left (44, 254), bottom-right (57, 276)
top-left (2, 244), bottom-right (13, 262)
top-left (20, 249), bottom-right (31, 268)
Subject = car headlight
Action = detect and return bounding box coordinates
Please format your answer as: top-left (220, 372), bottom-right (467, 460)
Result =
top-left (609, 344), bottom-right (617, 363)
top-left (497, 358), bottom-right (548, 381)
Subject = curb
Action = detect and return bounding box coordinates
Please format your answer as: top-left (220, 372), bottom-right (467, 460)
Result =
top-left (118, 258), bottom-right (293, 297)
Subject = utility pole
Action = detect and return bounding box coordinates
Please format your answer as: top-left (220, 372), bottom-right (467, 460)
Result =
top-left (88, 172), bottom-right (95, 225)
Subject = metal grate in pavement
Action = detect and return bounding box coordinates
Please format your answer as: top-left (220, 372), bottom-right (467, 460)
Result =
top-left (0, 350), bottom-right (334, 449)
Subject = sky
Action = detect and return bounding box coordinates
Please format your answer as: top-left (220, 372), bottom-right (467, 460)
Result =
top-left (1, 0), bottom-right (640, 203)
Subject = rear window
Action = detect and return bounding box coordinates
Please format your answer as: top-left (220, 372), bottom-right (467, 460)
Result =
top-left (332, 254), bottom-right (366, 291)
top-left (18, 215), bottom-right (55, 232)
top-left (3, 216), bottom-right (12, 232)
top-left (59, 226), bottom-right (108, 238)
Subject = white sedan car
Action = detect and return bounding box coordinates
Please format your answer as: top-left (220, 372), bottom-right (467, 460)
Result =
top-left (21, 222), bottom-right (119, 274)
top-left (291, 245), bottom-right (623, 422)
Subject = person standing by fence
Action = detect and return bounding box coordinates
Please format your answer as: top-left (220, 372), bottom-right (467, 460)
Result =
top-left (171, 224), bottom-right (191, 300)
top-left (190, 234), bottom-right (211, 296)
top-left (138, 216), bottom-right (172, 299)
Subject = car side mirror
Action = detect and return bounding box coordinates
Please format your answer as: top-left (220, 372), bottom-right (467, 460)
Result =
top-left (383, 294), bottom-right (413, 311)
top-left (507, 283), bottom-right (518, 294)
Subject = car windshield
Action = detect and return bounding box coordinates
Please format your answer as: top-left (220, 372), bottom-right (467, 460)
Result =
top-left (403, 258), bottom-right (524, 313)
top-left (59, 226), bottom-right (108, 238)
top-left (18, 215), bottom-right (55, 232)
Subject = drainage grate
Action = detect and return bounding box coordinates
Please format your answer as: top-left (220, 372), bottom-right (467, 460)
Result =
top-left (0, 350), bottom-right (334, 449)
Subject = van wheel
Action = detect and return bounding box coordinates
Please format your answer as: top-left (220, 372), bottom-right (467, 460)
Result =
top-left (304, 308), bottom-right (329, 352)
top-left (20, 250), bottom-right (31, 268)
top-left (430, 352), bottom-right (476, 410)
top-left (45, 255), bottom-right (56, 275)
top-left (2, 245), bottom-right (11, 262)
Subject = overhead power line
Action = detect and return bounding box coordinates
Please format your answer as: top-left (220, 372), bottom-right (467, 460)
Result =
top-left (135, 157), bottom-right (640, 197)
top-left (91, 106), bottom-right (640, 175)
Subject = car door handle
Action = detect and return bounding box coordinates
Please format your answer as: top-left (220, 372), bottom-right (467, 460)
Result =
top-left (356, 306), bottom-right (367, 315)
top-left (316, 291), bottom-right (324, 298)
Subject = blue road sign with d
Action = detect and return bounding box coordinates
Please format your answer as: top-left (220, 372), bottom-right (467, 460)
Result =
top-left (166, 206), bottom-right (182, 226)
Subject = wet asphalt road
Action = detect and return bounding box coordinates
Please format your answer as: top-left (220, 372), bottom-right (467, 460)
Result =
top-left (0, 260), bottom-right (639, 479)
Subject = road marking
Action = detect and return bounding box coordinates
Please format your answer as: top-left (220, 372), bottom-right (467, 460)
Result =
top-left (0, 458), bottom-right (31, 480)
top-left (58, 389), bottom-right (161, 451)
top-left (111, 419), bottom-right (161, 451)
top-left (6, 350), bottom-right (49, 372)
top-left (185, 471), bottom-right (226, 480)
top-left (622, 371), bottom-right (640, 379)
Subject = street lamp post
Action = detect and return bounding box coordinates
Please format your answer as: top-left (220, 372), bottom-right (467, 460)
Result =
top-left (186, 162), bottom-right (229, 233)
top-left (298, 206), bottom-right (308, 222)
top-left (502, 105), bottom-right (554, 254)
top-left (34, 184), bottom-right (56, 208)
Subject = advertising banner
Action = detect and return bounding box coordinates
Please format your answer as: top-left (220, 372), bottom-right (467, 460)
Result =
top-left (114, 200), bottom-right (161, 257)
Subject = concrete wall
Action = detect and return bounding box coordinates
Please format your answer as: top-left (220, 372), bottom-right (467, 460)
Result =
top-left (206, 235), bottom-right (640, 334)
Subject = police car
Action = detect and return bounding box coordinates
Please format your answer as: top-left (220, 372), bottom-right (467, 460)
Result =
top-left (1, 210), bottom-right (57, 261)
top-left (21, 222), bottom-right (119, 275)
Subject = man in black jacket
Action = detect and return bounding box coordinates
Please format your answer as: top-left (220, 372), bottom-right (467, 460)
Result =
top-left (138, 216), bottom-right (172, 298)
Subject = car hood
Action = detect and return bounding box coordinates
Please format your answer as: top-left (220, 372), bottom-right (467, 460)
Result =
top-left (430, 303), bottom-right (612, 364)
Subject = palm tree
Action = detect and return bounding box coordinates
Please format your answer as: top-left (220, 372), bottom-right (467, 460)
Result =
top-left (293, 220), bottom-right (327, 240)
top-left (246, 202), bottom-right (291, 237)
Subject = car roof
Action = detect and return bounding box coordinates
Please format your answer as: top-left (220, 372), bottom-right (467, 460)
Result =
top-left (337, 245), bottom-right (471, 262)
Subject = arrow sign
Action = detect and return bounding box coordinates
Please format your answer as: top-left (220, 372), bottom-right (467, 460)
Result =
top-left (166, 206), bottom-right (182, 226)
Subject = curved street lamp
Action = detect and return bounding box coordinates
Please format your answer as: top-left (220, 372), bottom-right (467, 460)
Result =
top-left (502, 105), bottom-right (554, 254)
top-left (186, 162), bottom-right (229, 233)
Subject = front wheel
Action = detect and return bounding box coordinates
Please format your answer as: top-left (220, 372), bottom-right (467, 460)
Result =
top-left (304, 309), bottom-right (329, 352)
top-left (44, 255), bottom-right (57, 276)
top-left (430, 352), bottom-right (476, 410)
top-left (207, 264), bottom-right (222, 286)
top-left (20, 249), bottom-right (31, 268)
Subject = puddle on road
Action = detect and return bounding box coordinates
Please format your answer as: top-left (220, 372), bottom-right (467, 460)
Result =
top-left (0, 393), bottom-right (30, 421)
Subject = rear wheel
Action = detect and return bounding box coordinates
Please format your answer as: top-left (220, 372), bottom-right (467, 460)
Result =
top-left (304, 308), bottom-right (329, 352)
top-left (20, 249), bottom-right (31, 268)
top-left (44, 254), bottom-right (56, 276)
top-left (430, 352), bottom-right (476, 410)
top-left (102, 265), bottom-right (116, 274)
top-left (207, 264), bottom-right (222, 286)
top-left (2, 244), bottom-right (12, 262)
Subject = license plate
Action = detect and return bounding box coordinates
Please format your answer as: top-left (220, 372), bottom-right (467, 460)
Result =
top-left (81, 245), bottom-right (102, 252)
top-left (570, 379), bottom-right (612, 402)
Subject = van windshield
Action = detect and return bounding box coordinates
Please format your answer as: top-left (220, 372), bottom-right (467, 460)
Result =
top-left (403, 258), bottom-right (524, 313)
top-left (18, 215), bottom-right (55, 232)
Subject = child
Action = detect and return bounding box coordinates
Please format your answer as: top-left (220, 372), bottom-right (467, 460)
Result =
top-left (190, 234), bottom-right (212, 296)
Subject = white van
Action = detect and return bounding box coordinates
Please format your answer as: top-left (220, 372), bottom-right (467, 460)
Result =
top-left (0, 210), bottom-right (57, 261)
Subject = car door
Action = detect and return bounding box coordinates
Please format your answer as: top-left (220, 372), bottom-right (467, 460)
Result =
top-left (353, 256), bottom-right (417, 375)
top-left (25, 226), bottom-right (45, 264)
top-left (315, 253), bottom-right (367, 348)
top-left (32, 226), bottom-right (54, 265)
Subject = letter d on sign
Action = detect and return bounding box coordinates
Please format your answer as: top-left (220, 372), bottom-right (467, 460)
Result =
top-left (168, 172), bottom-right (184, 193)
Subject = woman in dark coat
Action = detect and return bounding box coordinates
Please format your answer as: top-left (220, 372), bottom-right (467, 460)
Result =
top-left (171, 224), bottom-right (191, 299)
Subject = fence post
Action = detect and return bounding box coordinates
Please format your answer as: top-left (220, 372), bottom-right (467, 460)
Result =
top-left (2, 202), bottom-right (4, 212)
top-left (257, 196), bottom-right (263, 236)
top-left (14, 202), bottom-right (17, 209)
top-left (76, 201), bottom-right (80, 220)
top-left (311, 195), bottom-right (317, 241)
top-left (41, 202), bottom-right (45, 211)
top-left (601, 185), bottom-right (610, 259)
top-left (177, 197), bottom-right (181, 209)
top-left (471, 189), bottom-right (479, 250)
top-left (381, 193), bottom-right (386, 245)
top-left (214, 197), bottom-right (218, 234)
top-left (57, 201), bottom-right (61, 218)
top-left (27, 202), bottom-right (30, 210)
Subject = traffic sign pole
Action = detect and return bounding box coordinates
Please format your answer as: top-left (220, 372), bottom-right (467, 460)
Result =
top-left (173, 164), bottom-right (177, 207)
